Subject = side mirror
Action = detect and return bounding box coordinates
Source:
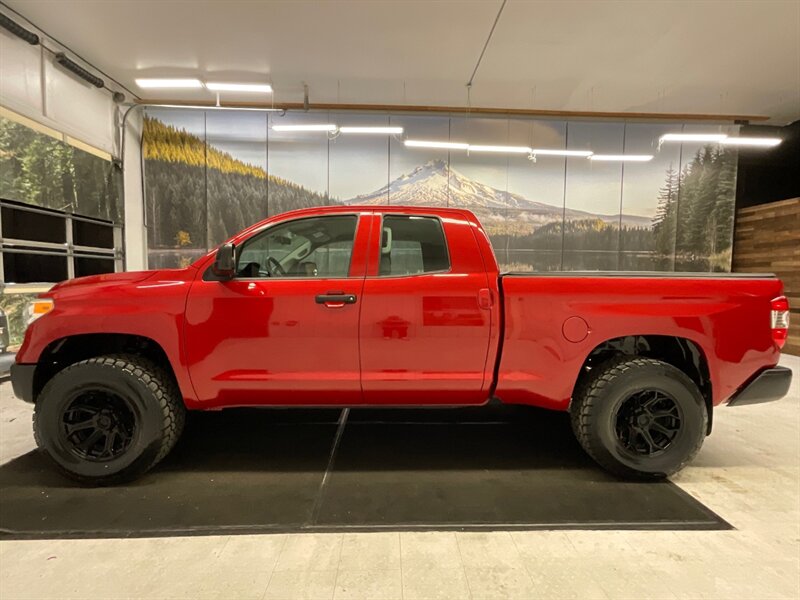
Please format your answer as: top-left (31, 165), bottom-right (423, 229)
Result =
top-left (212, 242), bottom-right (236, 280)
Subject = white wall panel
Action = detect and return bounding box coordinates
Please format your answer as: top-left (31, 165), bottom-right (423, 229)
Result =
top-left (0, 32), bottom-right (43, 115)
top-left (123, 110), bottom-right (146, 270)
top-left (43, 56), bottom-right (116, 154)
top-left (0, 31), bottom-right (117, 155)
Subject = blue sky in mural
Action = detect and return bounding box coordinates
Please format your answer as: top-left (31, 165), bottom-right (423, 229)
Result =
top-left (207, 110), bottom-right (267, 171)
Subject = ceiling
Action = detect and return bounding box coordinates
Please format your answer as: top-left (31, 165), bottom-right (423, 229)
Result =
top-left (4, 0), bottom-right (800, 123)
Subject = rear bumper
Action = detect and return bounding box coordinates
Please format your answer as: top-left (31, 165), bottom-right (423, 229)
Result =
top-left (728, 366), bottom-right (793, 406)
top-left (10, 363), bottom-right (36, 404)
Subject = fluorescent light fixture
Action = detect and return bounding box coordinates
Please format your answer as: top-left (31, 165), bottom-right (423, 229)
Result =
top-left (589, 154), bottom-right (654, 162)
top-left (338, 126), bottom-right (404, 134)
top-left (135, 78), bottom-right (204, 89)
top-left (720, 137), bottom-right (782, 147)
top-left (532, 148), bottom-right (594, 157)
top-left (660, 133), bottom-right (728, 143)
top-left (404, 139), bottom-right (469, 150)
top-left (468, 145), bottom-right (531, 154)
top-left (205, 82), bottom-right (273, 93)
top-left (272, 124), bottom-right (337, 132)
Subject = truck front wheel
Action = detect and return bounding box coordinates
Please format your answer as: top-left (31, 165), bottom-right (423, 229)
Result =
top-left (33, 355), bottom-right (186, 485)
top-left (570, 357), bottom-right (707, 480)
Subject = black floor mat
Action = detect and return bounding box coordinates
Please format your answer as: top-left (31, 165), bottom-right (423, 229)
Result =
top-left (0, 406), bottom-right (729, 539)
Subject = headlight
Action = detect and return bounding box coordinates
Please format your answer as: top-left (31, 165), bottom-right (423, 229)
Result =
top-left (25, 299), bottom-right (54, 326)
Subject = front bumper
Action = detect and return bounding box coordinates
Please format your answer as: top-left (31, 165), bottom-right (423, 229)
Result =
top-left (728, 366), bottom-right (793, 406)
top-left (10, 363), bottom-right (36, 404)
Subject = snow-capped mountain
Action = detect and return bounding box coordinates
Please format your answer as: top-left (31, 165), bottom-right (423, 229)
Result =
top-left (345, 160), bottom-right (651, 228)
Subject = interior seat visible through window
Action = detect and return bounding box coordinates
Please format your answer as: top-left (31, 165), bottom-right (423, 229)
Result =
top-left (235, 215), bottom-right (358, 278)
top-left (379, 216), bottom-right (450, 277)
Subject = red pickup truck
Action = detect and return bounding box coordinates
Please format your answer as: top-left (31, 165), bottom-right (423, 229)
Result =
top-left (12, 206), bottom-right (792, 485)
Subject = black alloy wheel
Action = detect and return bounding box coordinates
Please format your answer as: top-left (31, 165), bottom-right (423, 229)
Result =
top-left (61, 389), bottom-right (137, 462)
top-left (34, 354), bottom-right (185, 485)
top-left (570, 357), bottom-right (707, 479)
top-left (614, 390), bottom-right (682, 457)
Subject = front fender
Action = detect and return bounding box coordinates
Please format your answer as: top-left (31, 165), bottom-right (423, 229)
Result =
top-left (16, 270), bottom-right (197, 405)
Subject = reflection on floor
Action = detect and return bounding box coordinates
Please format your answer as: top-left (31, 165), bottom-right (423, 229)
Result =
top-left (0, 354), bottom-right (798, 599)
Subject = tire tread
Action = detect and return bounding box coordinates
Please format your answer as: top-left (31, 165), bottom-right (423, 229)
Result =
top-left (33, 354), bottom-right (185, 485)
top-left (570, 356), bottom-right (706, 479)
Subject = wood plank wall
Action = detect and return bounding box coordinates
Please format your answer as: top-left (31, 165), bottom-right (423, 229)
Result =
top-left (733, 197), bottom-right (800, 355)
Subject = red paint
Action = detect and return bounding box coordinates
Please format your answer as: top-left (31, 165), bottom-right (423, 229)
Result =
top-left (496, 274), bottom-right (783, 410)
top-left (562, 316), bottom-right (590, 343)
top-left (16, 206), bottom-right (787, 413)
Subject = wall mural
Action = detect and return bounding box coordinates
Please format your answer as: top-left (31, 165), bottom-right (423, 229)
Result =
top-left (143, 109), bottom-right (738, 272)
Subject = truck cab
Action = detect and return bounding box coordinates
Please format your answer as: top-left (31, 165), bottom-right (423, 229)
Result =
top-left (186, 207), bottom-right (499, 407)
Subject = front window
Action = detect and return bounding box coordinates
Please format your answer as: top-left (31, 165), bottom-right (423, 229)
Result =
top-left (236, 215), bottom-right (357, 278)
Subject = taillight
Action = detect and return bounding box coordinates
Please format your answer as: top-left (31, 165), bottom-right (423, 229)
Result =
top-left (771, 296), bottom-right (790, 349)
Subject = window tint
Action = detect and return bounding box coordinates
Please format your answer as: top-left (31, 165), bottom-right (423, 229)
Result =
top-left (379, 216), bottom-right (450, 276)
top-left (236, 215), bottom-right (357, 278)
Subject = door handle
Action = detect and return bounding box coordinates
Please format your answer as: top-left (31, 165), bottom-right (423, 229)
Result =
top-left (315, 292), bottom-right (357, 307)
top-left (478, 288), bottom-right (493, 310)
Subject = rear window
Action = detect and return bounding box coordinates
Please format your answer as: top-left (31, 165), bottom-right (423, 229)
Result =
top-left (379, 216), bottom-right (450, 276)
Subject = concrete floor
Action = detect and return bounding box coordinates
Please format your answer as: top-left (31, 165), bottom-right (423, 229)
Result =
top-left (0, 355), bottom-right (798, 600)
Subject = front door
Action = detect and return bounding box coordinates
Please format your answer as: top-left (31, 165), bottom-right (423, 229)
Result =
top-left (184, 214), bottom-right (367, 407)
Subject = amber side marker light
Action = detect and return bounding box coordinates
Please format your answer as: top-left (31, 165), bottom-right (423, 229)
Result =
top-left (771, 296), bottom-right (790, 349)
top-left (26, 299), bottom-right (54, 325)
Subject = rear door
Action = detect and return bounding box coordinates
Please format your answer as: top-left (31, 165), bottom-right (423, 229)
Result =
top-left (184, 213), bottom-right (370, 407)
top-left (358, 212), bottom-right (494, 405)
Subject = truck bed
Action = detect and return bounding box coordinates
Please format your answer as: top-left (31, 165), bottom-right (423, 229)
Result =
top-left (494, 271), bottom-right (783, 410)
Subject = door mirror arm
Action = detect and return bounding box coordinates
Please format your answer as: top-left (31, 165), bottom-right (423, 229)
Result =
top-left (212, 242), bottom-right (236, 280)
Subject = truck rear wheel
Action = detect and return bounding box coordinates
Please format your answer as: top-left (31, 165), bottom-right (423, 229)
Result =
top-left (33, 354), bottom-right (185, 485)
top-left (570, 357), bottom-right (707, 480)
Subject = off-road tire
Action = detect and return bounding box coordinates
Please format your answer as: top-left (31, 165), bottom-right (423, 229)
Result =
top-left (570, 357), bottom-right (707, 480)
top-left (33, 354), bottom-right (185, 485)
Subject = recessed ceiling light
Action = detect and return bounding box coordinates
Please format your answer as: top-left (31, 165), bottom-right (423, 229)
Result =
top-left (532, 148), bottom-right (594, 157)
top-left (659, 133), bottom-right (728, 143)
top-left (589, 154), bottom-right (654, 162)
top-left (720, 137), bottom-right (782, 147)
top-left (206, 82), bottom-right (273, 93)
top-left (404, 140), bottom-right (469, 150)
top-left (468, 145), bottom-right (531, 154)
top-left (272, 124), bottom-right (337, 132)
top-left (135, 78), bottom-right (204, 89)
top-left (338, 126), bottom-right (404, 134)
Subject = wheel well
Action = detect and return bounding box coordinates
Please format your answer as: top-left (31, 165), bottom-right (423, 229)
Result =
top-left (32, 334), bottom-right (178, 402)
top-left (574, 335), bottom-right (713, 434)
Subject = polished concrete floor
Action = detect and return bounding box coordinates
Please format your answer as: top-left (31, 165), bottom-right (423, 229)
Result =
top-left (0, 354), bottom-right (798, 599)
